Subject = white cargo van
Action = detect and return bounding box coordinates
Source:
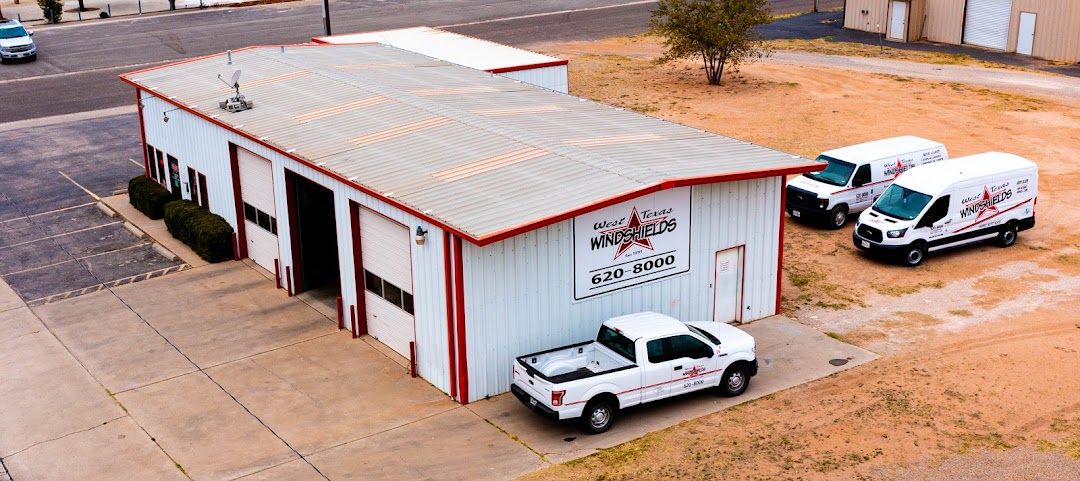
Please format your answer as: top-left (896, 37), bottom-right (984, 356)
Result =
top-left (786, 136), bottom-right (947, 229)
top-left (853, 152), bottom-right (1037, 267)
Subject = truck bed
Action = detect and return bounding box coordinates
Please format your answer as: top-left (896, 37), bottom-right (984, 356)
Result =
top-left (517, 341), bottom-right (635, 384)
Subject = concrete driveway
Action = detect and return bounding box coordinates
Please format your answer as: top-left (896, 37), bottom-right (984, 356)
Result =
top-left (1, 250), bottom-right (875, 481)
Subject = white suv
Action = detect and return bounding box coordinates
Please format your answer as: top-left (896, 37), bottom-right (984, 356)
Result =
top-left (0, 19), bottom-right (37, 63)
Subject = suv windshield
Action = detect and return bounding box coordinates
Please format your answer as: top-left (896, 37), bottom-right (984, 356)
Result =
top-left (872, 184), bottom-right (932, 220)
top-left (804, 156), bottom-right (855, 187)
top-left (597, 325), bottom-right (636, 363)
top-left (0, 26), bottom-right (28, 39)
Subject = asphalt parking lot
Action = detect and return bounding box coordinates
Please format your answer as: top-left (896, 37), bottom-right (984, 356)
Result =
top-left (0, 111), bottom-right (184, 305)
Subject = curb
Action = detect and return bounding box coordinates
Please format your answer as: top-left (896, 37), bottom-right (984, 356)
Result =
top-left (123, 221), bottom-right (147, 239)
top-left (96, 201), bottom-right (118, 218)
top-left (152, 242), bottom-right (179, 261)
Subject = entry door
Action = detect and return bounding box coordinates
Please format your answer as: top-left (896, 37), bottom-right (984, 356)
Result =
top-left (713, 247), bottom-right (744, 323)
top-left (167, 155), bottom-right (181, 195)
top-left (889, 1), bottom-right (906, 40)
top-left (1017, 12), bottom-right (1036, 56)
top-left (963, 0), bottom-right (1013, 50)
top-left (359, 208), bottom-right (415, 358)
top-left (237, 148), bottom-right (279, 273)
top-left (642, 338), bottom-right (674, 402)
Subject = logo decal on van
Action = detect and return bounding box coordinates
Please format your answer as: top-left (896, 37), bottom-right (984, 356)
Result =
top-left (884, 159), bottom-right (912, 178)
top-left (960, 185), bottom-right (1012, 222)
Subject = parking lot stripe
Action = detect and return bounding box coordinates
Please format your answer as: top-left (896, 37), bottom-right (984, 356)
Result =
top-left (0, 202), bottom-right (96, 225)
top-left (25, 264), bottom-right (190, 306)
top-left (129, 158), bottom-right (143, 167)
top-left (58, 171), bottom-right (101, 201)
top-left (2, 243), bottom-right (151, 276)
top-left (0, 221), bottom-right (123, 251)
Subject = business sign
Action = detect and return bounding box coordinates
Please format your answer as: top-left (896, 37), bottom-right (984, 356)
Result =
top-left (573, 187), bottom-right (692, 300)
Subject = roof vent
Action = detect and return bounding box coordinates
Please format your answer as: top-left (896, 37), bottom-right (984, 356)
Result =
top-left (217, 70), bottom-right (254, 113)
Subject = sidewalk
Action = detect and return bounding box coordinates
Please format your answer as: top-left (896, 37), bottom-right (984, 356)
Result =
top-left (0, 0), bottom-right (296, 26)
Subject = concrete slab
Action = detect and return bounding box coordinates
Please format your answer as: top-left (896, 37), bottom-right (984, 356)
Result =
top-left (32, 290), bottom-right (197, 393)
top-left (468, 315), bottom-right (878, 464)
top-left (111, 261), bottom-right (338, 368)
top-left (0, 315), bottom-right (124, 456)
top-left (309, 407), bottom-right (546, 481)
top-left (0, 276), bottom-right (28, 315)
top-left (102, 194), bottom-right (208, 268)
top-left (232, 459), bottom-right (326, 481)
top-left (116, 371), bottom-right (298, 481)
top-left (3, 416), bottom-right (188, 481)
top-left (0, 305), bottom-right (42, 345)
top-left (207, 332), bottom-right (454, 456)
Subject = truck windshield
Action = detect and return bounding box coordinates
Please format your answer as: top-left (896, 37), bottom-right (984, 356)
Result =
top-left (872, 184), bottom-right (932, 220)
top-left (687, 325), bottom-right (720, 345)
top-left (597, 325), bottom-right (636, 363)
top-left (804, 156), bottom-right (855, 187)
top-left (0, 26), bottom-right (29, 39)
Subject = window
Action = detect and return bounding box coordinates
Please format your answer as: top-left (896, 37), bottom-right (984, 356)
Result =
top-left (647, 339), bottom-right (665, 364)
top-left (852, 164), bottom-right (871, 187)
top-left (669, 335), bottom-right (711, 360)
top-left (805, 156), bottom-right (856, 187)
top-left (243, 202), bottom-right (277, 235)
top-left (146, 145), bottom-right (158, 179)
top-left (873, 184), bottom-right (932, 220)
top-left (597, 325), bottom-right (635, 363)
top-left (363, 270), bottom-right (414, 315)
top-left (198, 173), bottom-right (209, 208)
top-left (155, 149), bottom-right (166, 184)
top-left (917, 195), bottom-right (951, 228)
top-left (187, 167), bottom-right (198, 203)
top-left (687, 325), bottom-right (720, 345)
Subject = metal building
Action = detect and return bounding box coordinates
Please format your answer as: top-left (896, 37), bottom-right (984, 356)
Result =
top-left (121, 43), bottom-right (820, 403)
top-left (312, 26), bottom-right (569, 93)
top-left (843, 0), bottom-right (1080, 62)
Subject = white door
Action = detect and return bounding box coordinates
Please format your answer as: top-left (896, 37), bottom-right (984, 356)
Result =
top-left (889, 1), bottom-right (907, 40)
top-left (642, 338), bottom-right (673, 403)
top-left (1017, 12), bottom-right (1036, 56)
top-left (359, 208), bottom-right (415, 358)
top-left (667, 335), bottom-right (718, 397)
top-left (963, 0), bottom-right (1013, 50)
top-left (237, 148), bottom-right (279, 273)
top-left (713, 247), bottom-right (744, 323)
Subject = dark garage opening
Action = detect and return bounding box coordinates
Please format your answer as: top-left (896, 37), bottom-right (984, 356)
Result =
top-left (287, 171), bottom-right (340, 298)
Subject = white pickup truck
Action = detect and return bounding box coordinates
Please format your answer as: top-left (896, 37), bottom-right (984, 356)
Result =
top-left (510, 312), bottom-right (757, 434)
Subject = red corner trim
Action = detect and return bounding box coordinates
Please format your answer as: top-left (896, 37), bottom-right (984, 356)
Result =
top-left (350, 200), bottom-right (369, 336)
top-left (453, 236), bottom-right (469, 405)
top-left (444, 230), bottom-right (458, 400)
top-left (135, 89), bottom-right (150, 179)
top-left (228, 143), bottom-right (249, 259)
top-left (775, 176), bottom-right (788, 315)
top-left (487, 60), bottom-right (569, 74)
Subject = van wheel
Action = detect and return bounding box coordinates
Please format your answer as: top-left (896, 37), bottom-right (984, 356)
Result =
top-left (903, 243), bottom-right (926, 267)
top-left (828, 206), bottom-right (848, 229)
top-left (580, 398), bottom-right (616, 434)
top-left (718, 364), bottom-right (751, 397)
top-left (997, 223), bottom-right (1018, 247)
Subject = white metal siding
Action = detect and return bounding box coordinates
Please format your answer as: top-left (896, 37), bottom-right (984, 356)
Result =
top-left (360, 208), bottom-right (415, 358)
top-left (461, 179), bottom-right (782, 400)
top-left (500, 65), bottom-right (569, 94)
top-left (138, 95), bottom-right (454, 395)
top-left (964, 0), bottom-right (1013, 50)
top-left (237, 148), bottom-right (279, 272)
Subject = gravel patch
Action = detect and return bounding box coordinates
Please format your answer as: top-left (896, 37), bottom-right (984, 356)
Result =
top-left (877, 447), bottom-right (1080, 481)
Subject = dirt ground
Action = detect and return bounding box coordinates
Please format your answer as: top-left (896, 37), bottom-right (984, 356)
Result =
top-left (518, 36), bottom-right (1080, 480)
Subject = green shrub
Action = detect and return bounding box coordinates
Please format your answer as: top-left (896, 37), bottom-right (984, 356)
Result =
top-left (37, 0), bottom-right (63, 23)
top-left (164, 199), bottom-right (234, 263)
top-left (128, 176), bottom-right (175, 220)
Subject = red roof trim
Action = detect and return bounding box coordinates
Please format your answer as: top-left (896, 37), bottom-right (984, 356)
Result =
top-left (121, 56), bottom-right (823, 248)
top-left (487, 60), bottom-right (569, 74)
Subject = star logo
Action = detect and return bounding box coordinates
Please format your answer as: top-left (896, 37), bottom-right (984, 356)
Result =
top-left (893, 159), bottom-right (905, 178)
top-left (967, 187), bottom-right (1000, 223)
top-left (604, 207), bottom-right (658, 260)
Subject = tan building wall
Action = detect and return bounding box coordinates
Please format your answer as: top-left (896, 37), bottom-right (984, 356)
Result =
top-left (921, 0), bottom-right (964, 43)
top-left (1009, 0), bottom-right (1080, 62)
top-left (907, 0), bottom-right (927, 42)
top-left (845, 0), bottom-right (891, 34)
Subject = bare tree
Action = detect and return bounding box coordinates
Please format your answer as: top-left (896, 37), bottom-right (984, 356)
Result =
top-left (649, 0), bottom-right (774, 85)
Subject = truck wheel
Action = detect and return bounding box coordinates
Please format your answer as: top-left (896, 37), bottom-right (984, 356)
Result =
top-left (580, 399), bottom-right (616, 434)
top-left (997, 223), bottom-right (1018, 247)
top-left (828, 206), bottom-right (848, 230)
top-left (719, 364), bottom-right (750, 397)
top-left (903, 243), bottom-right (926, 267)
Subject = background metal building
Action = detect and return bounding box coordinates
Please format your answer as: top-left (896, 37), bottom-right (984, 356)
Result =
top-left (123, 44), bottom-right (819, 403)
top-left (843, 0), bottom-right (1080, 62)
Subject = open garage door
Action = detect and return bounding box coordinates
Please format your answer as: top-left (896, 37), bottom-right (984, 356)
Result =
top-left (963, 0), bottom-right (1012, 50)
top-left (237, 148), bottom-right (279, 273)
top-left (359, 208), bottom-right (415, 358)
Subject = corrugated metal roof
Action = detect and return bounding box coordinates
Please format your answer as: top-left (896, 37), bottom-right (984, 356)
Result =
top-left (121, 44), bottom-right (819, 243)
top-left (312, 26), bottom-right (565, 72)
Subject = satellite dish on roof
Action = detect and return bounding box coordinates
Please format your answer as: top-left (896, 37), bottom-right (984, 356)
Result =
top-left (217, 70), bottom-right (253, 113)
top-left (230, 70), bottom-right (242, 88)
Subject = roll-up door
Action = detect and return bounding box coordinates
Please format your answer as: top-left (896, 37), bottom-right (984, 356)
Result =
top-left (359, 208), bottom-right (415, 358)
top-left (963, 0), bottom-right (1012, 50)
top-left (237, 148), bottom-right (279, 273)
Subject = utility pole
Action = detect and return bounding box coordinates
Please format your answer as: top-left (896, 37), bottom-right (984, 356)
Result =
top-left (813, 0), bottom-right (818, 13)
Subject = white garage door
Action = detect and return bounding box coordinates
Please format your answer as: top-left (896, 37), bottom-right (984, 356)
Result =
top-left (237, 148), bottom-right (279, 273)
top-left (963, 0), bottom-right (1012, 50)
top-left (359, 208), bottom-right (415, 359)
